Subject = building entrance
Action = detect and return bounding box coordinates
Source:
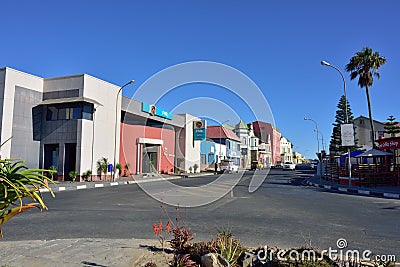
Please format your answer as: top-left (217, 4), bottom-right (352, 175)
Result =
top-left (142, 144), bottom-right (158, 173)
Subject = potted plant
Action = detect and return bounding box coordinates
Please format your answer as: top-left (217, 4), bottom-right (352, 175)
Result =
top-left (115, 163), bottom-right (122, 178)
top-left (96, 157), bottom-right (109, 180)
top-left (84, 170), bottom-right (92, 181)
top-left (69, 170), bottom-right (78, 183)
top-left (124, 163), bottom-right (130, 177)
top-left (188, 166), bottom-right (193, 173)
top-left (193, 164), bottom-right (198, 173)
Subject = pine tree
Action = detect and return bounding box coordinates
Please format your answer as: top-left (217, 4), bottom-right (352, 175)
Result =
top-left (329, 95), bottom-right (358, 154)
top-left (384, 115), bottom-right (400, 137)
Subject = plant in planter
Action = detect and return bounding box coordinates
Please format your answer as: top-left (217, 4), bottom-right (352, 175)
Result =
top-left (48, 165), bottom-right (57, 180)
top-left (96, 157), bottom-right (109, 180)
top-left (124, 163), bottom-right (130, 177)
top-left (193, 164), bottom-right (198, 173)
top-left (115, 163), bottom-right (122, 177)
top-left (69, 170), bottom-right (78, 182)
top-left (83, 170), bottom-right (92, 181)
top-left (188, 166), bottom-right (193, 173)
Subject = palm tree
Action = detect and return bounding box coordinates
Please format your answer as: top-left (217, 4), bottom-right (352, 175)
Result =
top-left (345, 47), bottom-right (386, 148)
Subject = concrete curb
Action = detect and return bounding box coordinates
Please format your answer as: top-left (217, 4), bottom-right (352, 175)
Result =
top-left (307, 180), bottom-right (400, 200)
top-left (40, 173), bottom-right (216, 193)
top-left (40, 176), bottom-right (182, 193)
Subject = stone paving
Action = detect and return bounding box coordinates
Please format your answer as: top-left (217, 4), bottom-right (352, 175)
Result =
top-left (0, 238), bottom-right (162, 267)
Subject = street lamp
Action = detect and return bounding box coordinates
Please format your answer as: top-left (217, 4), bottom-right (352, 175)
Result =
top-left (314, 129), bottom-right (325, 151)
top-left (304, 117), bottom-right (322, 182)
top-left (113, 80), bottom-right (135, 182)
top-left (321, 60), bottom-right (352, 185)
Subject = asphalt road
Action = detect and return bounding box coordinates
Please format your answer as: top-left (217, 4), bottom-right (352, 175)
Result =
top-left (2, 169), bottom-right (399, 259)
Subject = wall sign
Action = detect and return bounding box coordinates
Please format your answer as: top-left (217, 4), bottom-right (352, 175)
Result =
top-left (193, 120), bottom-right (207, 140)
top-left (142, 102), bottom-right (173, 120)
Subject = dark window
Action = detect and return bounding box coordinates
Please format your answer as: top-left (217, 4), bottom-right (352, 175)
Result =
top-left (46, 102), bottom-right (93, 121)
top-left (46, 106), bottom-right (58, 121)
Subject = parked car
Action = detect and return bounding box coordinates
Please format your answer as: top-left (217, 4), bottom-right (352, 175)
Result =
top-left (283, 162), bottom-right (296, 170)
top-left (220, 159), bottom-right (239, 173)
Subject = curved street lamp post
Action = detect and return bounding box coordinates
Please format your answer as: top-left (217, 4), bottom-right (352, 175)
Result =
top-left (113, 80), bottom-right (135, 182)
top-left (321, 61), bottom-right (352, 185)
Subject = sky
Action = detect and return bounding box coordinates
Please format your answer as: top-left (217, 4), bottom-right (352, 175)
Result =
top-left (2, 0), bottom-right (400, 159)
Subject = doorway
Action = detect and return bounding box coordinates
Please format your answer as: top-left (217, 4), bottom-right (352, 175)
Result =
top-left (44, 144), bottom-right (59, 169)
top-left (142, 144), bottom-right (158, 173)
top-left (64, 143), bottom-right (77, 181)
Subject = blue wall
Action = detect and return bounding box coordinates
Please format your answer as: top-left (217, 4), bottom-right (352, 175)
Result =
top-left (200, 140), bottom-right (216, 163)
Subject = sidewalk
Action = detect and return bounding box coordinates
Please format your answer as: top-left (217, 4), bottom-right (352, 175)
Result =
top-left (0, 238), bottom-right (169, 267)
top-left (307, 175), bottom-right (400, 199)
top-left (41, 172), bottom-right (216, 193)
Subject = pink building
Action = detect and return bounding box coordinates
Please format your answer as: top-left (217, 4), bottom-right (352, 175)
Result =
top-left (252, 121), bottom-right (281, 164)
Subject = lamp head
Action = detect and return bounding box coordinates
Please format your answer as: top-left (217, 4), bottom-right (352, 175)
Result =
top-left (128, 80), bottom-right (135, 84)
top-left (321, 60), bottom-right (330, 66)
top-left (304, 117), bottom-right (308, 120)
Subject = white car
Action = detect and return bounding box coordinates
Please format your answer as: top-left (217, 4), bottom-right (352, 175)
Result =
top-left (220, 159), bottom-right (239, 173)
top-left (283, 162), bottom-right (296, 170)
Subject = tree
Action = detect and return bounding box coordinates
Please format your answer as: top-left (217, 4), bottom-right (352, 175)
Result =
top-left (329, 95), bottom-right (358, 154)
top-left (384, 115), bottom-right (400, 137)
top-left (345, 47), bottom-right (386, 148)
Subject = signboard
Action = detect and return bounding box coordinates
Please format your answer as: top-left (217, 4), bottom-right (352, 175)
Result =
top-left (378, 137), bottom-right (400, 149)
top-left (193, 120), bottom-right (207, 140)
top-left (341, 123), bottom-right (355, 146)
top-left (142, 102), bottom-right (173, 120)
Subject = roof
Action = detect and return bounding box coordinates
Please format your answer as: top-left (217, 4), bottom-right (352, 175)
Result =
top-left (206, 126), bottom-right (240, 142)
top-left (354, 115), bottom-right (385, 126)
top-left (235, 119), bottom-right (248, 130)
top-left (40, 96), bottom-right (103, 106)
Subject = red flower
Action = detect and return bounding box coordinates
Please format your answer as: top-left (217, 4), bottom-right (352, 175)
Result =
top-left (166, 221), bottom-right (171, 232)
top-left (153, 223), bottom-right (159, 236)
top-left (158, 220), bottom-right (163, 231)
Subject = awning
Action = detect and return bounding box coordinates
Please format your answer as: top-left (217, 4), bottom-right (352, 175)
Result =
top-left (40, 97), bottom-right (103, 106)
top-left (355, 149), bottom-right (393, 158)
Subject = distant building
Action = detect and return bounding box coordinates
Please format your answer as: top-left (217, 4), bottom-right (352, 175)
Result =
top-left (206, 125), bottom-right (241, 167)
top-left (293, 151), bottom-right (306, 164)
top-left (353, 116), bottom-right (390, 150)
top-left (252, 121), bottom-right (281, 164)
top-left (280, 136), bottom-right (293, 163)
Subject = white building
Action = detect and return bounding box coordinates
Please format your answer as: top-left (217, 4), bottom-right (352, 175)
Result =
top-left (280, 136), bottom-right (293, 163)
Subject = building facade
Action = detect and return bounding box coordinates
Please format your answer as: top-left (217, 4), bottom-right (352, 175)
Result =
top-left (280, 136), bottom-right (293, 163)
top-left (252, 121), bottom-right (281, 164)
top-left (0, 67), bottom-right (201, 180)
top-left (206, 126), bottom-right (241, 167)
top-left (354, 116), bottom-right (390, 150)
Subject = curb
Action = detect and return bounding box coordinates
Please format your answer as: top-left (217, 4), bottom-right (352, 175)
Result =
top-left (40, 176), bottom-right (183, 193)
top-left (307, 181), bottom-right (400, 200)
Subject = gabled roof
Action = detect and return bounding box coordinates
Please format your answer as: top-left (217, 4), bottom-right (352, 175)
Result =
top-left (206, 126), bottom-right (241, 142)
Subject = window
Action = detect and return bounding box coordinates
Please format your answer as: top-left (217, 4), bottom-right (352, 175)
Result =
top-left (46, 106), bottom-right (58, 121)
top-left (46, 102), bottom-right (94, 121)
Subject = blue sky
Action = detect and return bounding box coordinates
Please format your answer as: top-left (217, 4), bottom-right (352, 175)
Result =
top-left (2, 0), bottom-right (400, 159)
